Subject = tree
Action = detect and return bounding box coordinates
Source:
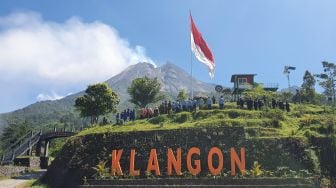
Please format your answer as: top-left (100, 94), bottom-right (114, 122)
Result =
top-left (177, 89), bottom-right (188, 101)
top-left (301, 70), bottom-right (316, 103)
top-left (0, 121), bottom-right (32, 153)
top-left (75, 83), bottom-right (119, 124)
top-left (315, 61), bottom-right (336, 106)
top-left (128, 77), bottom-right (164, 108)
top-left (280, 91), bottom-right (293, 102)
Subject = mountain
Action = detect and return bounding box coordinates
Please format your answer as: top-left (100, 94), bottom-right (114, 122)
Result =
top-left (0, 62), bottom-right (216, 131)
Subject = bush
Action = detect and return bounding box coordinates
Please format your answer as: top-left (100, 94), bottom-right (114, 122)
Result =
top-left (271, 119), bottom-right (281, 128)
top-left (148, 115), bottom-right (168, 124)
top-left (228, 111), bottom-right (240, 118)
top-left (173, 112), bottom-right (191, 123)
top-left (262, 109), bottom-right (285, 121)
top-left (192, 111), bottom-right (210, 120)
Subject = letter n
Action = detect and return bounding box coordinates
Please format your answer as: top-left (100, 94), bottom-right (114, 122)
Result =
top-left (167, 148), bottom-right (182, 176)
top-left (111, 149), bottom-right (123, 176)
top-left (230, 147), bottom-right (245, 176)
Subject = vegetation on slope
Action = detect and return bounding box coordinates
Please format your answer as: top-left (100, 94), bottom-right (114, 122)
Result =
top-left (77, 102), bottom-right (335, 140)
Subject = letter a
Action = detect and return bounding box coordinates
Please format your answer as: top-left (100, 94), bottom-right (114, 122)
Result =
top-left (111, 149), bottom-right (123, 176)
top-left (230, 147), bottom-right (245, 176)
top-left (146, 149), bottom-right (161, 175)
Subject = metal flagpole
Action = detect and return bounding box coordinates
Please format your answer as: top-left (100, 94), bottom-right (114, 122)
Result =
top-left (190, 13), bottom-right (194, 99)
top-left (190, 37), bottom-right (193, 99)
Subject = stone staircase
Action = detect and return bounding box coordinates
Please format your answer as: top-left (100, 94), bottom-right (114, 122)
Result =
top-left (79, 177), bottom-right (316, 188)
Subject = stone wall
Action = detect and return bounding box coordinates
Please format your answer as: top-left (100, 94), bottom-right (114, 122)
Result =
top-left (0, 165), bottom-right (28, 178)
top-left (41, 126), bottom-right (313, 187)
top-left (14, 157), bottom-right (41, 169)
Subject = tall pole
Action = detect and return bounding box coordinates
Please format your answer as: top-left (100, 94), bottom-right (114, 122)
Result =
top-left (190, 13), bottom-right (194, 99)
top-left (190, 39), bottom-right (193, 99)
top-left (287, 73), bottom-right (290, 88)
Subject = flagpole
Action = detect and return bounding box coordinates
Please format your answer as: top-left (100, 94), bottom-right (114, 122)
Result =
top-left (189, 12), bottom-right (194, 99)
top-left (190, 36), bottom-right (193, 99)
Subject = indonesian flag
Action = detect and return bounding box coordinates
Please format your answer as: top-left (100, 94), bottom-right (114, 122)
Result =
top-left (190, 14), bottom-right (215, 79)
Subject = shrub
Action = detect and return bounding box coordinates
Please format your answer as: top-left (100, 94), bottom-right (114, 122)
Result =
top-left (245, 128), bottom-right (260, 137)
top-left (92, 161), bottom-right (109, 179)
top-left (148, 115), bottom-right (168, 124)
top-left (262, 109), bottom-right (285, 121)
top-left (271, 119), bottom-right (281, 128)
top-left (173, 112), bottom-right (191, 123)
top-left (251, 161), bottom-right (263, 177)
top-left (192, 111), bottom-right (210, 120)
top-left (228, 111), bottom-right (240, 118)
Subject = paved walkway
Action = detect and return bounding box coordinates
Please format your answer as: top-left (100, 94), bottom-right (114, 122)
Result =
top-left (0, 170), bottom-right (46, 188)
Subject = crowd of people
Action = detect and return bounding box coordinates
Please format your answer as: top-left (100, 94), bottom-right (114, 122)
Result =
top-left (237, 97), bottom-right (265, 110)
top-left (271, 98), bottom-right (291, 112)
top-left (153, 96), bottom-right (225, 116)
top-left (114, 95), bottom-right (291, 123)
top-left (237, 97), bottom-right (290, 112)
top-left (115, 96), bottom-right (226, 122)
top-left (115, 109), bottom-right (136, 124)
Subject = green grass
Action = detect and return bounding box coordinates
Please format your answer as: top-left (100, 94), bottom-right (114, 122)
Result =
top-left (76, 102), bottom-right (336, 139)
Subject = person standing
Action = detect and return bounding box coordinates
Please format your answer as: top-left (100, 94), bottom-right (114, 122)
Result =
top-left (285, 101), bottom-right (290, 112)
top-left (219, 96), bottom-right (224, 109)
top-left (116, 113), bottom-right (120, 124)
top-left (198, 98), bottom-right (204, 110)
top-left (206, 97), bottom-right (212, 110)
top-left (212, 96), bottom-right (216, 104)
top-left (272, 98), bottom-right (277, 109)
top-left (254, 99), bottom-right (258, 110)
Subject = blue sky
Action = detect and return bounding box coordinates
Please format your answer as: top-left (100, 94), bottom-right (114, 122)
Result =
top-left (1, 0), bottom-right (336, 113)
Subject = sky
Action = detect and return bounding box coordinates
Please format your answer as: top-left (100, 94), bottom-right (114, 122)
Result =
top-left (0, 0), bottom-right (336, 113)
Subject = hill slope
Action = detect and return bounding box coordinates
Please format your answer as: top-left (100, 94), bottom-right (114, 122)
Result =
top-left (0, 62), bottom-right (216, 130)
top-left (40, 103), bottom-right (336, 187)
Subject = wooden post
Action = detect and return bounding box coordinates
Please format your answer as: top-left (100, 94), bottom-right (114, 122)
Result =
top-left (44, 141), bottom-right (50, 157)
top-left (1, 154), bottom-right (4, 163)
top-left (36, 141), bottom-right (41, 157)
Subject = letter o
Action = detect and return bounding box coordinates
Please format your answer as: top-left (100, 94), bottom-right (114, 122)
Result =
top-left (207, 147), bottom-right (223, 175)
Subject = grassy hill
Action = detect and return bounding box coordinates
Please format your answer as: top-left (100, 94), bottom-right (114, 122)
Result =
top-left (40, 102), bottom-right (336, 187)
top-left (78, 102), bottom-right (335, 139)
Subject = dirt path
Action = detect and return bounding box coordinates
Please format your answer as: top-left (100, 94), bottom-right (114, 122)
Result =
top-left (0, 170), bottom-right (46, 188)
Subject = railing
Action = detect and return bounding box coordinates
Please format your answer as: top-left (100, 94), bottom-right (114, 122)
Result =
top-left (236, 83), bottom-right (253, 89)
top-left (1, 131), bottom-right (41, 163)
top-left (260, 83), bottom-right (279, 89)
top-left (1, 127), bottom-right (80, 164)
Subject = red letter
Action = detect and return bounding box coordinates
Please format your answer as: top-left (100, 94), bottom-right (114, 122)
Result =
top-left (167, 148), bottom-right (182, 176)
top-left (130, 149), bottom-right (140, 176)
top-left (207, 147), bottom-right (224, 175)
top-left (111, 149), bottom-right (123, 176)
top-left (146, 149), bottom-right (161, 175)
top-left (187, 147), bottom-right (201, 175)
top-left (230, 147), bottom-right (245, 176)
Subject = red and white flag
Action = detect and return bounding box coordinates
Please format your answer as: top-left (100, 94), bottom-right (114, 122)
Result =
top-left (190, 14), bottom-right (215, 79)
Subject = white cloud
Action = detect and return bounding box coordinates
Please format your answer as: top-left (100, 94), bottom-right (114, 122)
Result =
top-left (37, 91), bottom-right (64, 101)
top-left (0, 11), bottom-right (155, 112)
top-left (0, 11), bottom-right (155, 84)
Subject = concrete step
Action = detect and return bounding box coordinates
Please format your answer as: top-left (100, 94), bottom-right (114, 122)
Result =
top-left (79, 177), bottom-right (315, 188)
